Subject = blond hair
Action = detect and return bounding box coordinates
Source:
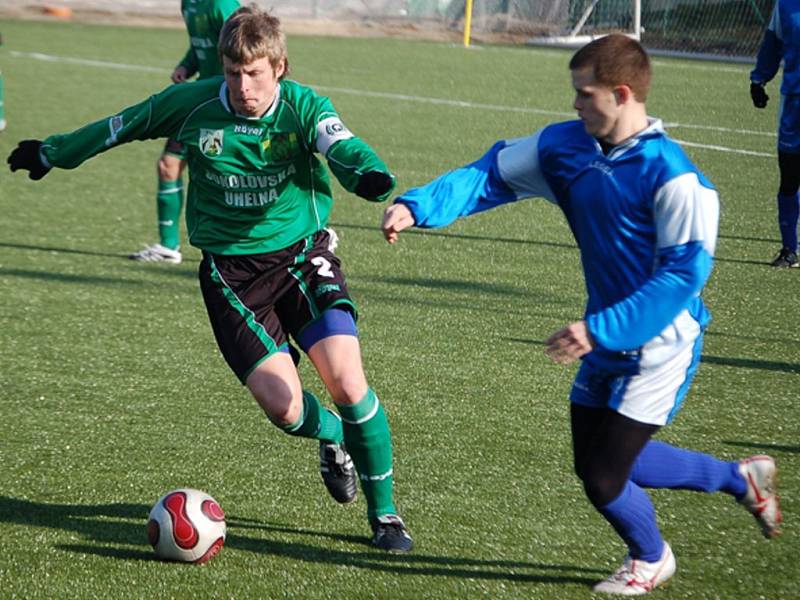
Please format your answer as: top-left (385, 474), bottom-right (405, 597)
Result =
top-left (218, 4), bottom-right (289, 78)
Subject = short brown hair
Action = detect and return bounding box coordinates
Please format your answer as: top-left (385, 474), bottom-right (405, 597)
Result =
top-left (218, 4), bottom-right (289, 78)
top-left (569, 34), bottom-right (651, 102)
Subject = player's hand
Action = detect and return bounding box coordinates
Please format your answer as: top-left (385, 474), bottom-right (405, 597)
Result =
top-left (381, 202), bottom-right (416, 244)
top-left (7, 139), bottom-right (51, 180)
top-left (171, 65), bottom-right (189, 83)
top-left (750, 82), bottom-right (769, 109)
top-left (544, 321), bottom-right (595, 365)
top-left (355, 171), bottom-right (394, 200)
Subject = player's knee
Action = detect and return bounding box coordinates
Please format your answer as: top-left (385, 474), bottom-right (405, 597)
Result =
top-left (328, 371), bottom-right (368, 407)
top-left (246, 372), bottom-right (301, 426)
top-left (582, 469), bottom-right (627, 508)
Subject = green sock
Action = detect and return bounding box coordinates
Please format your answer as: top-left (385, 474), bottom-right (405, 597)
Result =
top-left (336, 388), bottom-right (397, 522)
top-left (279, 390), bottom-right (343, 443)
top-left (156, 177), bottom-right (183, 250)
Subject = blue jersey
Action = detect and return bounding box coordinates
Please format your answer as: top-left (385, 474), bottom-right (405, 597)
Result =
top-left (397, 119), bottom-right (720, 374)
top-left (751, 0), bottom-right (800, 94)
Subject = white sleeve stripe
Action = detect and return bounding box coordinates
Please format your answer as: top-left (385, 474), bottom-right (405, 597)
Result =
top-left (496, 131), bottom-right (557, 203)
top-left (315, 116), bottom-right (354, 155)
top-left (654, 172), bottom-right (719, 255)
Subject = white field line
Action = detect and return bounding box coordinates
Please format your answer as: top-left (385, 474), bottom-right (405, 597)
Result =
top-left (11, 50), bottom-right (775, 157)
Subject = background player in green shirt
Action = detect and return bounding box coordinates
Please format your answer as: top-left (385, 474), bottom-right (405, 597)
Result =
top-left (8, 4), bottom-right (413, 553)
top-left (130, 0), bottom-right (241, 264)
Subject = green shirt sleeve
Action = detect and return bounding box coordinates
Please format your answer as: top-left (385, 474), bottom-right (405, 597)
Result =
top-left (40, 85), bottom-right (190, 169)
top-left (178, 47), bottom-right (199, 79)
top-left (326, 137), bottom-right (396, 202)
top-left (293, 84), bottom-right (395, 201)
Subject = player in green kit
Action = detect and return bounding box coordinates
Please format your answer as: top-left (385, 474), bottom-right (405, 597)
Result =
top-left (130, 0), bottom-right (240, 264)
top-left (8, 4), bottom-right (413, 553)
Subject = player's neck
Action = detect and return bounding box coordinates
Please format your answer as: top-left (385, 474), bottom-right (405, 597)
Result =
top-left (602, 105), bottom-right (649, 146)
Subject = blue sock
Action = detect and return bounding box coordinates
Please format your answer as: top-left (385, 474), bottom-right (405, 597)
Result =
top-left (631, 441), bottom-right (746, 498)
top-left (777, 192), bottom-right (799, 251)
top-left (599, 481), bottom-right (663, 562)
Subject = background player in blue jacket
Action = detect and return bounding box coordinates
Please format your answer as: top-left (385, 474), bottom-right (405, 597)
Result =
top-left (750, 0), bottom-right (800, 268)
top-left (383, 34), bottom-right (781, 595)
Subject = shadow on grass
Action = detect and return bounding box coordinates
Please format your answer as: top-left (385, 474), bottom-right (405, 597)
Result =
top-left (331, 221), bottom-right (577, 251)
top-left (0, 496), bottom-right (601, 585)
top-left (0, 241), bottom-right (124, 259)
top-left (722, 441), bottom-right (800, 455)
top-left (700, 354), bottom-right (800, 374)
top-left (0, 242), bottom-right (198, 280)
top-left (0, 267), bottom-right (148, 286)
top-left (365, 275), bottom-right (560, 300)
top-left (717, 233), bottom-right (777, 244)
top-left (706, 330), bottom-right (800, 346)
top-left (500, 341), bottom-right (800, 375)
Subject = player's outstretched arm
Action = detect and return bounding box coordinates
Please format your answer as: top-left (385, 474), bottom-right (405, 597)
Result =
top-left (7, 139), bottom-right (51, 180)
top-left (381, 203), bottom-right (416, 244)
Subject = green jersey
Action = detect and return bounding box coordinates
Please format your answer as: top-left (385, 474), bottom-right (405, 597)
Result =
top-left (40, 78), bottom-right (395, 255)
top-left (179, 0), bottom-right (240, 80)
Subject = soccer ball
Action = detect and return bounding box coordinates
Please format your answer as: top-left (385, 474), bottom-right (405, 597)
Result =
top-left (147, 488), bottom-right (226, 564)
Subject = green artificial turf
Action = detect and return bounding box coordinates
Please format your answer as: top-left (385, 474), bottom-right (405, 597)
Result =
top-left (0, 17), bottom-right (796, 599)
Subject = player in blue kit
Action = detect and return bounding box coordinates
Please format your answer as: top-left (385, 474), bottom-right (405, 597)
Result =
top-left (750, 0), bottom-right (800, 268)
top-left (383, 34), bottom-right (781, 594)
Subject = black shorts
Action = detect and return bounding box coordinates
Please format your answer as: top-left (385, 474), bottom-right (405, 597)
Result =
top-left (199, 230), bottom-right (357, 383)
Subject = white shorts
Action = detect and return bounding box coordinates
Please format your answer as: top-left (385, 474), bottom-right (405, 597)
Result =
top-left (570, 333), bottom-right (704, 426)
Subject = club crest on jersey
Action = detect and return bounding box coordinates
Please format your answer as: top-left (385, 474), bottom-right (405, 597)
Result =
top-left (263, 132), bottom-right (299, 162)
top-left (199, 129), bottom-right (224, 157)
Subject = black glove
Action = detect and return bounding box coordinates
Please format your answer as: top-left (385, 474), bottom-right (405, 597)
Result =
top-left (750, 82), bottom-right (769, 109)
top-left (355, 171), bottom-right (393, 200)
top-left (8, 139), bottom-right (51, 180)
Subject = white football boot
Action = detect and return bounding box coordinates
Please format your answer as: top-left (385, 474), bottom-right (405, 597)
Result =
top-left (129, 243), bottom-right (182, 264)
top-left (593, 542), bottom-right (676, 596)
top-left (738, 455), bottom-right (782, 538)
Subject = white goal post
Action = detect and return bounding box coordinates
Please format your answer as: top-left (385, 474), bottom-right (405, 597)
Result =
top-left (525, 0), bottom-right (642, 48)
top-left (521, 0), bottom-right (771, 61)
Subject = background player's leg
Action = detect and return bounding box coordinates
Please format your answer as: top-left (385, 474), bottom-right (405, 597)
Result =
top-left (772, 150), bottom-right (800, 266)
top-left (130, 146), bottom-right (184, 263)
top-left (155, 153), bottom-right (184, 252)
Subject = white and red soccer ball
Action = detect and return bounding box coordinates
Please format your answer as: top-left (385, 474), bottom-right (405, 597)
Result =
top-left (147, 488), bottom-right (226, 564)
